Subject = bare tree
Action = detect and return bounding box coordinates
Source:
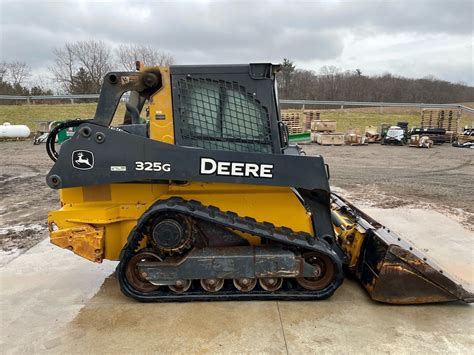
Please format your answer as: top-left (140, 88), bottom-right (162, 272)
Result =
top-left (50, 44), bottom-right (76, 93)
top-left (50, 40), bottom-right (112, 93)
top-left (319, 66), bottom-right (342, 100)
top-left (5, 61), bottom-right (31, 86)
top-left (29, 74), bottom-right (54, 95)
top-left (72, 40), bottom-right (112, 91)
top-left (116, 44), bottom-right (174, 71)
top-left (0, 62), bottom-right (8, 82)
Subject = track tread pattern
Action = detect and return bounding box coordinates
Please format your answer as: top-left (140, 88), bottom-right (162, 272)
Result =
top-left (117, 197), bottom-right (344, 302)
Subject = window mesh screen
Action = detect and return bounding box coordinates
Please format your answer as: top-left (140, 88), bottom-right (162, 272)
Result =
top-left (176, 78), bottom-right (273, 153)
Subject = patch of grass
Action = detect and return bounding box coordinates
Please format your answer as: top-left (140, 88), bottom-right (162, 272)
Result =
top-left (0, 103), bottom-right (472, 133)
top-left (0, 103), bottom-right (126, 129)
top-left (297, 106), bottom-right (472, 133)
top-left (316, 109), bottom-right (421, 133)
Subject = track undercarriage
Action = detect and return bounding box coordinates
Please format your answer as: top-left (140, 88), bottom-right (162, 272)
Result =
top-left (118, 198), bottom-right (344, 302)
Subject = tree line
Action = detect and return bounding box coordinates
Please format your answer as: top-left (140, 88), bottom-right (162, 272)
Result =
top-left (277, 59), bottom-right (474, 104)
top-left (0, 40), bottom-right (174, 96)
top-left (1, 50), bottom-right (472, 103)
top-left (0, 61), bottom-right (52, 96)
top-left (50, 41), bottom-right (173, 94)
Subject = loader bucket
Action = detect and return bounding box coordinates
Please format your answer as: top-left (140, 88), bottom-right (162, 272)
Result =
top-left (332, 194), bottom-right (474, 304)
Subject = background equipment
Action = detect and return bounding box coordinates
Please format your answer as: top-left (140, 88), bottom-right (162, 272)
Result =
top-left (382, 125), bottom-right (406, 145)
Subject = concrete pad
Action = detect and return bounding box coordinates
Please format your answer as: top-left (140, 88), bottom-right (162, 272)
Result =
top-left (50, 294), bottom-right (286, 354)
top-left (0, 238), bottom-right (286, 354)
top-left (0, 237), bottom-right (117, 353)
top-left (279, 282), bottom-right (474, 354)
top-left (1, 209), bottom-right (473, 354)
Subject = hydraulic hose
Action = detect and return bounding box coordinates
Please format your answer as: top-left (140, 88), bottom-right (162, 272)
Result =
top-left (46, 119), bottom-right (91, 162)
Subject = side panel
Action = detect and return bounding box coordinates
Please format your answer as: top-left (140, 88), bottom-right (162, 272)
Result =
top-left (47, 124), bottom-right (335, 245)
top-left (47, 124), bottom-right (330, 192)
top-left (49, 183), bottom-right (313, 261)
top-left (149, 67), bottom-right (175, 144)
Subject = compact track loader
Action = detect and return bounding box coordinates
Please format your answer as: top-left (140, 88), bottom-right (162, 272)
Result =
top-left (46, 64), bottom-right (473, 304)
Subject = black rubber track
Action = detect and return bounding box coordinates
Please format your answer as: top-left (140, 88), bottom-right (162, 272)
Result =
top-left (117, 197), bottom-right (344, 302)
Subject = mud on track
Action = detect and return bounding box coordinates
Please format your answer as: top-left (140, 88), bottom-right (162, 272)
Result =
top-left (0, 140), bottom-right (472, 258)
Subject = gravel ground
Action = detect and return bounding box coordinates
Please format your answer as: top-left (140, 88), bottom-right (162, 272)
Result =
top-left (0, 140), bottom-right (56, 252)
top-left (0, 140), bottom-right (472, 255)
top-left (303, 143), bottom-right (474, 229)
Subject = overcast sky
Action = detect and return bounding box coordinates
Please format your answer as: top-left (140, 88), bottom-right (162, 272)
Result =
top-left (1, 0), bottom-right (473, 85)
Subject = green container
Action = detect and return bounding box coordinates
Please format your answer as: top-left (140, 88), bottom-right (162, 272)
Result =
top-left (57, 126), bottom-right (78, 144)
top-left (380, 123), bottom-right (391, 138)
top-left (289, 132), bottom-right (311, 142)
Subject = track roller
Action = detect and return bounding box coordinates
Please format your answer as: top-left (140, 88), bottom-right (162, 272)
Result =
top-left (259, 278), bottom-right (283, 292)
top-left (233, 278), bottom-right (257, 292)
top-left (200, 278), bottom-right (225, 293)
top-left (169, 279), bottom-right (192, 293)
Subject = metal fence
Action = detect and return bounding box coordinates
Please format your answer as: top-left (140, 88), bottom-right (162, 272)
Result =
top-left (0, 94), bottom-right (473, 113)
top-left (279, 100), bottom-right (474, 113)
top-left (0, 94), bottom-right (100, 104)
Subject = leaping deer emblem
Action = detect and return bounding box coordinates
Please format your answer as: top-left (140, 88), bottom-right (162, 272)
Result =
top-left (75, 152), bottom-right (92, 167)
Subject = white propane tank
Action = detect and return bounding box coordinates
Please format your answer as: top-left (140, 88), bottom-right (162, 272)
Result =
top-left (0, 123), bottom-right (31, 138)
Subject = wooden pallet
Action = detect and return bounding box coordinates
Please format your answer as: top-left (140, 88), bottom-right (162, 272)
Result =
top-left (280, 110), bottom-right (305, 134)
top-left (311, 120), bottom-right (336, 132)
top-left (421, 109), bottom-right (461, 134)
top-left (312, 132), bottom-right (345, 145)
top-left (345, 131), bottom-right (367, 146)
top-left (303, 110), bottom-right (320, 131)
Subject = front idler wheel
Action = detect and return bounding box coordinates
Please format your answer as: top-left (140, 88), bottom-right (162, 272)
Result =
top-left (296, 252), bottom-right (335, 290)
top-left (125, 250), bottom-right (162, 293)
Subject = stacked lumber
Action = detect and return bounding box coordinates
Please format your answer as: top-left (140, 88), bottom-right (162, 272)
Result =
top-left (345, 128), bottom-right (367, 146)
top-left (409, 135), bottom-right (433, 148)
top-left (280, 110), bottom-right (304, 134)
top-left (303, 110), bottom-right (320, 131)
top-left (364, 125), bottom-right (381, 143)
top-left (421, 109), bottom-right (461, 137)
top-left (313, 133), bottom-right (345, 146)
top-left (311, 120), bottom-right (337, 132)
top-left (310, 119), bottom-right (344, 145)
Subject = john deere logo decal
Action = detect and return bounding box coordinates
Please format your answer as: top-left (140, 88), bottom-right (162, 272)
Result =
top-left (72, 150), bottom-right (94, 170)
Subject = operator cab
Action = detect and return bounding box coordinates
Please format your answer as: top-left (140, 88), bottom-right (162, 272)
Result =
top-left (95, 64), bottom-right (294, 154)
